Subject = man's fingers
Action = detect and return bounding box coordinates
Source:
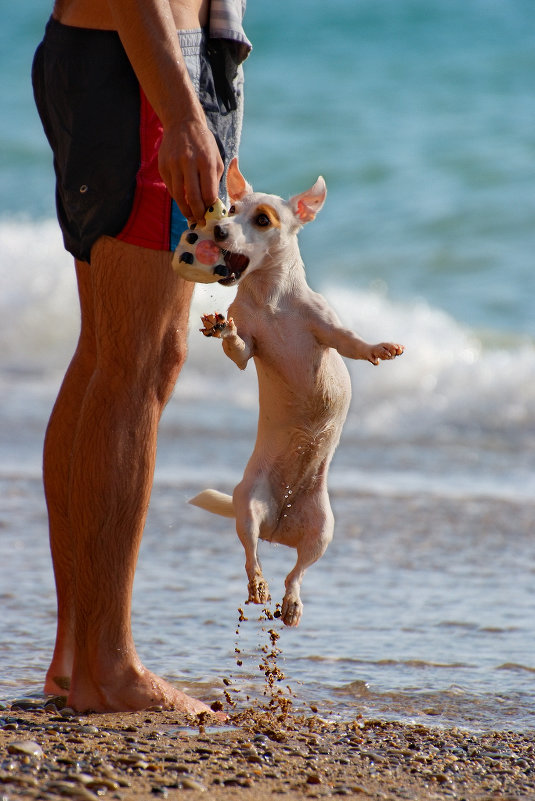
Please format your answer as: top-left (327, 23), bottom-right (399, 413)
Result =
top-left (185, 150), bottom-right (224, 223)
top-left (158, 148), bottom-right (193, 222)
top-left (171, 181), bottom-right (194, 223)
top-left (199, 152), bottom-right (224, 212)
top-left (183, 163), bottom-right (207, 223)
top-left (158, 123), bottom-right (224, 224)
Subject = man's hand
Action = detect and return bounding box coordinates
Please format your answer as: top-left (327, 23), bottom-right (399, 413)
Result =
top-left (107, 0), bottom-right (224, 225)
top-left (159, 119), bottom-right (224, 225)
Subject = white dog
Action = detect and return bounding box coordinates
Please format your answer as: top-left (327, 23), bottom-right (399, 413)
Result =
top-left (190, 159), bottom-right (404, 626)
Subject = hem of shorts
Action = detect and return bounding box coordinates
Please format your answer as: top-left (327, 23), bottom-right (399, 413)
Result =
top-left (112, 234), bottom-right (173, 252)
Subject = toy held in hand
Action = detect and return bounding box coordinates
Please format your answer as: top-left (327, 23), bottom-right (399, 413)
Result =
top-left (172, 199), bottom-right (231, 283)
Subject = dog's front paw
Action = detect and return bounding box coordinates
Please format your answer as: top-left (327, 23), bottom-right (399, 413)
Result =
top-left (280, 593), bottom-right (303, 627)
top-left (247, 574), bottom-right (271, 605)
top-left (220, 317), bottom-right (238, 339)
top-left (367, 342), bottom-right (404, 366)
top-left (199, 312), bottom-right (229, 338)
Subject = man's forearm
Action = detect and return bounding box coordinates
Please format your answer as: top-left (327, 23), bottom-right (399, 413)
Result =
top-left (106, 0), bottom-right (205, 130)
top-left (106, 0), bottom-right (223, 221)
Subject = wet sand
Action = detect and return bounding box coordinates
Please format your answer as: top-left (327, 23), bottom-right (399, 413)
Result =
top-left (1, 699), bottom-right (534, 800)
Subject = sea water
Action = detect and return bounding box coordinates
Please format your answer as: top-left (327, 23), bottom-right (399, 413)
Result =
top-left (0, 0), bottom-right (534, 731)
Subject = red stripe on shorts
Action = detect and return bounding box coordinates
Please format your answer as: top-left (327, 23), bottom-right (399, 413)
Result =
top-left (117, 89), bottom-right (171, 251)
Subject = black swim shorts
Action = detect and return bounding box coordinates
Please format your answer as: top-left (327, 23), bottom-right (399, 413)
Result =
top-left (32, 18), bottom-right (244, 262)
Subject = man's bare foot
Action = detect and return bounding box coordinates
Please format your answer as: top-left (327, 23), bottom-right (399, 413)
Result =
top-left (67, 664), bottom-right (226, 719)
top-left (45, 650), bottom-right (73, 695)
top-left (44, 673), bottom-right (71, 695)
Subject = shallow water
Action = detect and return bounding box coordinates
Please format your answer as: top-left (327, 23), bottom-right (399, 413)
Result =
top-left (1, 469), bottom-right (534, 732)
top-left (1, 0), bottom-right (535, 732)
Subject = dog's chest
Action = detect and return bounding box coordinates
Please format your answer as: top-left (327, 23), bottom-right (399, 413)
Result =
top-left (232, 292), bottom-right (351, 411)
top-left (251, 308), bottom-right (321, 377)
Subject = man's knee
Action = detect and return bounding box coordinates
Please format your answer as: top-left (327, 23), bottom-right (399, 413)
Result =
top-left (94, 338), bottom-right (184, 411)
top-left (101, 324), bottom-right (188, 412)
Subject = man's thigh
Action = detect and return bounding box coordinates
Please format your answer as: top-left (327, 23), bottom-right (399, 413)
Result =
top-left (89, 236), bottom-right (195, 364)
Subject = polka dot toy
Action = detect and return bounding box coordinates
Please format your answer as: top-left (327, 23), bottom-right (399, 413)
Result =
top-left (172, 198), bottom-right (231, 283)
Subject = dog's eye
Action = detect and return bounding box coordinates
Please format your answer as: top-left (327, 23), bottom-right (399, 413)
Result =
top-left (255, 213), bottom-right (271, 227)
top-left (228, 205), bottom-right (236, 215)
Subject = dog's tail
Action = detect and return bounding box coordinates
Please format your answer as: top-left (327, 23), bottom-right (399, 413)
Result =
top-left (189, 489), bottom-right (235, 519)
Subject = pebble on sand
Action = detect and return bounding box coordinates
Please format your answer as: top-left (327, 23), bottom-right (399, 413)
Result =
top-left (6, 740), bottom-right (44, 759)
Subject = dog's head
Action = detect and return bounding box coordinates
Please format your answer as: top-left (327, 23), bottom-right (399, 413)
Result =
top-left (213, 158), bottom-right (327, 286)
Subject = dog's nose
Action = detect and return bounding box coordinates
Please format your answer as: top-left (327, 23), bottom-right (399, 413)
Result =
top-left (213, 224), bottom-right (228, 242)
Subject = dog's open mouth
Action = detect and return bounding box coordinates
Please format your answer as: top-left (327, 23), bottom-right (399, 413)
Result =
top-left (217, 250), bottom-right (250, 285)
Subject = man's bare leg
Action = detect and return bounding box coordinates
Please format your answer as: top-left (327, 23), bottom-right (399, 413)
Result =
top-left (43, 261), bottom-right (96, 695)
top-left (46, 236), bottom-right (213, 714)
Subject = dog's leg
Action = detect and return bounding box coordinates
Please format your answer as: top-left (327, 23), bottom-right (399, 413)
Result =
top-left (282, 544), bottom-right (324, 627)
top-left (319, 323), bottom-right (403, 365)
top-left (281, 497), bottom-right (334, 627)
top-left (234, 484), bottom-right (272, 605)
top-left (310, 309), bottom-right (403, 365)
top-left (221, 318), bottom-right (254, 371)
top-left (236, 511), bottom-right (270, 604)
top-left (281, 537), bottom-right (330, 626)
top-left (281, 568), bottom-right (305, 627)
top-left (337, 335), bottom-right (404, 365)
top-left (331, 329), bottom-right (403, 365)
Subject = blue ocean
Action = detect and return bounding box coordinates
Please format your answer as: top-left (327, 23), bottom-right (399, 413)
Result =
top-left (1, 0), bottom-right (534, 731)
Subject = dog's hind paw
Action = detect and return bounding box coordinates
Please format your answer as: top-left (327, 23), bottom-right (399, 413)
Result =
top-left (247, 575), bottom-right (271, 605)
top-left (281, 594), bottom-right (303, 627)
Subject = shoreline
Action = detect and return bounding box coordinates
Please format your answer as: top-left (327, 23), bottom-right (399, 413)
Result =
top-left (1, 700), bottom-right (534, 800)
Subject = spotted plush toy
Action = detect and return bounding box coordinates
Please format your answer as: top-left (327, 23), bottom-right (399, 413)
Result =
top-left (171, 198), bottom-right (231, 283)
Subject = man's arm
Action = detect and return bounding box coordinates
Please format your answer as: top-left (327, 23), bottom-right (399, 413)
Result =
top-left (107, 0), bottom-right (223, 223)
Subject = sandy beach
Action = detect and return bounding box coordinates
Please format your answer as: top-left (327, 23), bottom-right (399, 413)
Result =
top-left (1, 697), bottom-right (534, 801)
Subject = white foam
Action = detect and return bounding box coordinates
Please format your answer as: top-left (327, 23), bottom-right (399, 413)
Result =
top-left (1, 217), bottom-right (534, 442)
top-left (321, 285), bottom-right (535, 438)
top-left (0, 218), bottom-right (78, 368)
top-left (0, 218), bottom-right (235, 371)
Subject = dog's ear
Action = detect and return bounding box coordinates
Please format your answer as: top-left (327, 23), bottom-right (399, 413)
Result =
top-left (227, 157), bottom-right (253, 202)
top-left (289, 177), bottom-right (327, 223)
